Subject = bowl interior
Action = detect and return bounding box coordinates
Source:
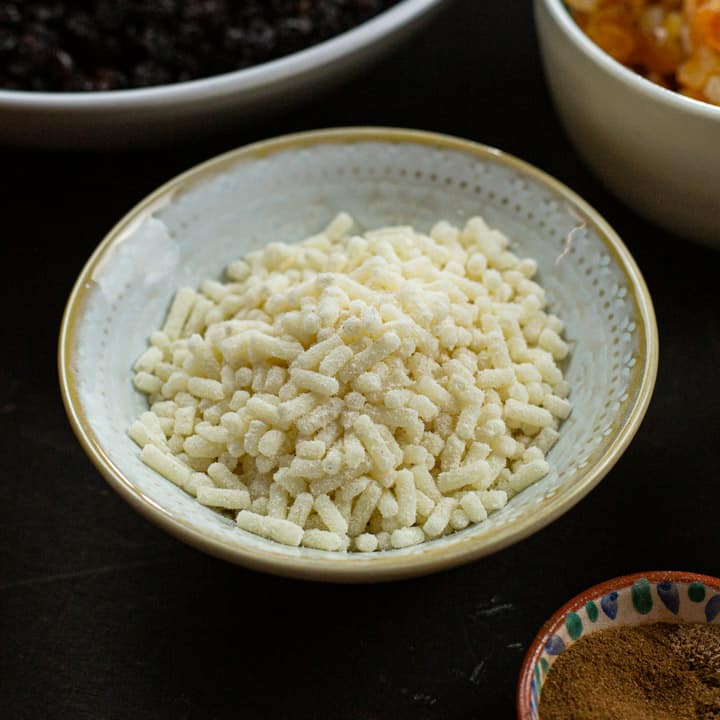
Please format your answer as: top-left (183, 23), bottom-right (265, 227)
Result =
top-left (519, 573), bottom-right (720, 719)
top-left (61, 129), bottom-right (655, 579)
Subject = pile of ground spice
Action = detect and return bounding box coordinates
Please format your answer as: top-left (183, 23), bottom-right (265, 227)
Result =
top-left (539, 623), bottom-right (720, 720)
top-left (0, 0), bottom-right (399, 92)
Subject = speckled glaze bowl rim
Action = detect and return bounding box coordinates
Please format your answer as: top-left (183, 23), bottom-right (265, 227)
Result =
top-left (540, 0), bottom-right (720, 121)
top-left (0, 0), bottom-right (442, 108)
top-left (516, 570), bottom-right (720, 718)
top-left (58, 127), bottom-right (658, 583)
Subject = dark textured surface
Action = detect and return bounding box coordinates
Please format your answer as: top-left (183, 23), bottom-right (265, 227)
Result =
top-left (1, 1), bottom-right (719, 718)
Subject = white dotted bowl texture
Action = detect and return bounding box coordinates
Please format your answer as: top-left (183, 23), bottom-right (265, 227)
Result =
top-left (59, 128), bottom-right (658, 581)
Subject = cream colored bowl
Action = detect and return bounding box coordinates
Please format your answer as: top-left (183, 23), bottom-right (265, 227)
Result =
top-left (59, 128), bottom-right (658, 582)
top-left (536, 0), bottom-right (720, 247)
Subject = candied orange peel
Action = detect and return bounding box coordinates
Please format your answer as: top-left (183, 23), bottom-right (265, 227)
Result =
top-left (567, 0), bottom-right (720, 105)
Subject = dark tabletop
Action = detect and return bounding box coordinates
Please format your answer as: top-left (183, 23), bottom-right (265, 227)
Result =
top-left (2, 1), bottom-right (719, 718)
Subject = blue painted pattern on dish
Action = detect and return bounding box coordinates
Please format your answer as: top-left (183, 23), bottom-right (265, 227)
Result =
top-left (545, 635), bottom-right (565, 655)
top-left (657, 581), bottom-right (680, 614)
top-left (705, 594), bottom-right (720, 622)
top-left (601, 591), bottom-right (618, 619)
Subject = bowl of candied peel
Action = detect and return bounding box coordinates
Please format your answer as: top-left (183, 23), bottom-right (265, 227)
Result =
top-left (535, 0), bottom-right (720, 246)
top-left (59, 128), bottom-right (657, 581)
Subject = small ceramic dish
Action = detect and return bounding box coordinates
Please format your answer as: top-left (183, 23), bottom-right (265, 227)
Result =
top-left (535, 0), bottom-right (720, 246)
top-left (0, 0), bottom-right (446, 149)
top-left (517, 571), bottom-right (720, 719)
top-left (58, 127), bottom-right (658, 582)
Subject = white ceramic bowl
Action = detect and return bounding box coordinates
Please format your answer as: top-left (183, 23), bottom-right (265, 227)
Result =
top-left (0, 0), bottom-right (445, 149)
top-left (59, 128), bottom-right (658, 582)
top-left (535, 0), bottom-right (720, 247)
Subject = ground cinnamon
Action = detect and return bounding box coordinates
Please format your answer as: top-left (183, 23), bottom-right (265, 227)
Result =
top-left (539, 623), bottom-right (720, 720)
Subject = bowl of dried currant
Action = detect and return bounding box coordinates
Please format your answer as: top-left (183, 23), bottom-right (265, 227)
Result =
top-left (518, 571), bottom-right (720, 720)
top-left (0, 0), bottom-right (446, 148)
